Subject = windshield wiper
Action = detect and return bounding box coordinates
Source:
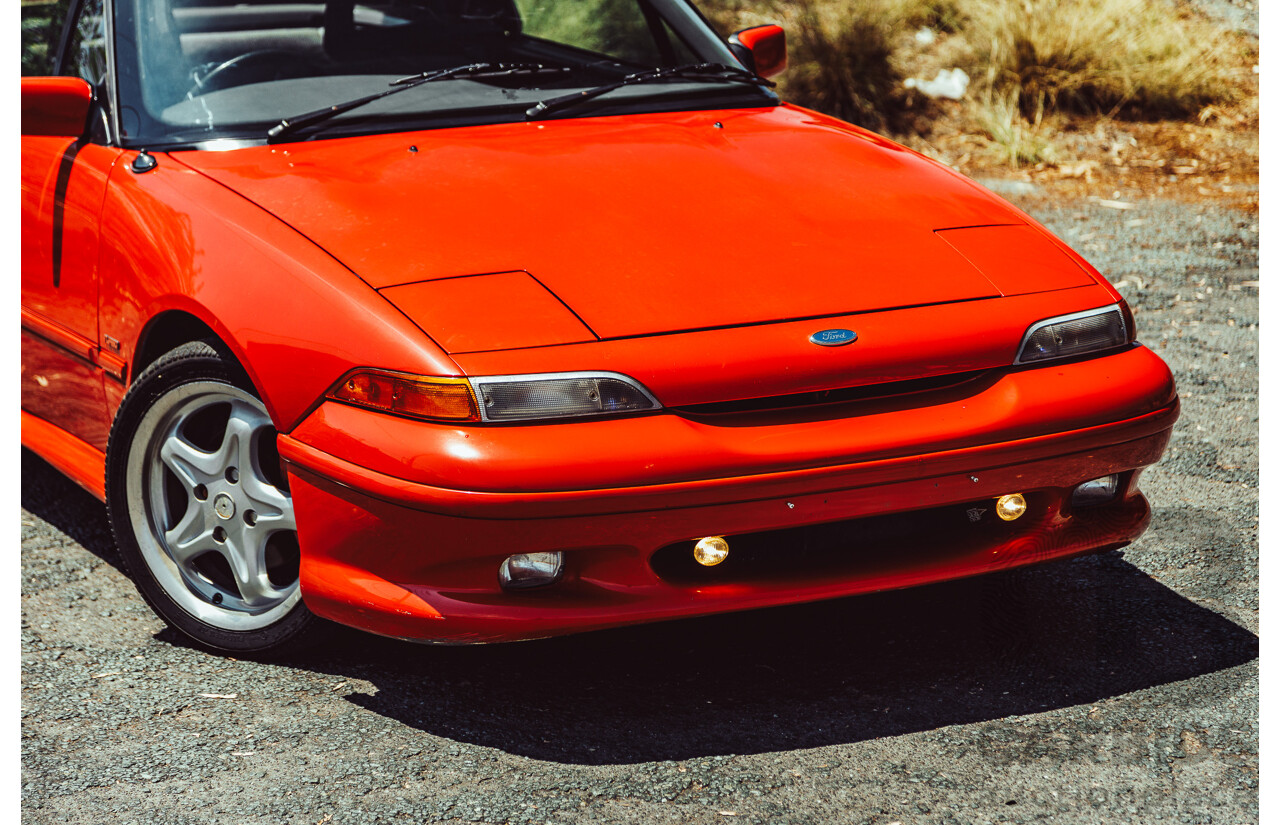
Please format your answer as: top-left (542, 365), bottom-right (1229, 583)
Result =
top-left (524, 62), bottom-right (773, 121)
top-left (266, 62), bottom-right (557, 143)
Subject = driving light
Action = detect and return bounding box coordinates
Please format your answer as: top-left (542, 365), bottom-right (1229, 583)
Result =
top-left (995, 493), bottom-right (1027, 521)
top-left (329, 370), bottom-right (479, 421)
top-left (1072, 475), bottom-right (1119, 506)
top-left (693, 536), bottom-right (730, 566)
top-left (498, 552), bottom-right (564, 590)
top-left (1015, 305), bottom-right (1128, 364)
top-left (470, 372), bottom-right (659, 422)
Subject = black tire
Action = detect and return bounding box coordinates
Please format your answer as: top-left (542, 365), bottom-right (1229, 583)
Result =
top-left (106, 340), bottom-right (322, 656)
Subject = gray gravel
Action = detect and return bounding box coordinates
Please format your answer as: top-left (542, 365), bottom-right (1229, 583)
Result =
top-left (22, 195), bottom-right (1258, 825)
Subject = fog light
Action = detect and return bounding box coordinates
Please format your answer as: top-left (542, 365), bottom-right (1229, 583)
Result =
top-left (693, 536), bottom-right (730, 566)
top-left (995, 493), bottom-right (1027, 521)
top-left (498, 552), bottom-right (563, 590)
top-left (1072, 475), bottom-right (1119, 507)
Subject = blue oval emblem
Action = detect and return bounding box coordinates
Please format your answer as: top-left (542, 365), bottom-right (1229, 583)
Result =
top-left (809, 328), bottom-right (857, 347)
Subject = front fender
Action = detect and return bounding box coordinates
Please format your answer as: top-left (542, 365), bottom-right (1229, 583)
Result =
top-left (97, 150), bottom-right (459, 433)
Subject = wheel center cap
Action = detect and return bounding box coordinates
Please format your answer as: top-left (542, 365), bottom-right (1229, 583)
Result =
top-left (213, 493), bottom-right (236, 520)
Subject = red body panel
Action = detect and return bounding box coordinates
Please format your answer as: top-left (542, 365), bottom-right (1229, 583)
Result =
top-left (20, 141), bottom-right (118, 344)
top-left (175, 106), bottom-right (1071, 339)
top-left (380, 271), bottom-right (598, 353)
top-left (21, 119), bottom-right (123, 450)
top-left (93, 155), bottom-right (462, 432)
top-left (279, 343), bottom-right (1176, 642)
top-left (20, 76), bottom-right (93, 137)
top-left (286, 412), bottom-right (1172, 643)
top-left (20, 410), bottom-right (107, 501)
top-left (289, 345), bottom-right (1174, 498)
top-left (449, 286), bottom-right (1118, 407)
top-left (20, 94), bottom-right (1179, 644)
top-left (936, 225), bottom-right (1097, 295)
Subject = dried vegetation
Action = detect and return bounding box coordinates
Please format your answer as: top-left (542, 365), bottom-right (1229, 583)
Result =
top-left (699, 0), bottom-right (1256, 192)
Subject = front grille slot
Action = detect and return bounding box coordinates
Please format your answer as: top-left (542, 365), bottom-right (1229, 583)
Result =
top-left (673, 370), bottom-right (993, 419)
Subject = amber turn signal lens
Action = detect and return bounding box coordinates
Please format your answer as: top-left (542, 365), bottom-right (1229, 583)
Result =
top-left (331, 370), bottom-right (479, 421)
top-left (995, 493), bottom-right (1027, 521)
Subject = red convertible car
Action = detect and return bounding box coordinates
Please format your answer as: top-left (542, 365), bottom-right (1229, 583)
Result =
top-left (22, 0), bottom-right (1178, 654)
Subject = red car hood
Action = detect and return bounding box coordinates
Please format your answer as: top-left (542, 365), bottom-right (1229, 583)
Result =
top-left (176, 105), bottom-right (1078, 341)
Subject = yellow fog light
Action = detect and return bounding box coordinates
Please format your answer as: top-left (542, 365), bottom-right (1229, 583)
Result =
top-left (996, 493), bottom-right (1027, 521)
top-left (693, 536), bottom-right (730, 566)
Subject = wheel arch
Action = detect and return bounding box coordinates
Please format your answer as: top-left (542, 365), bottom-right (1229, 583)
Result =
top-left (130, 301), bottom-right (269, 420)
top-left (134, 309), bottom-right (222, 380)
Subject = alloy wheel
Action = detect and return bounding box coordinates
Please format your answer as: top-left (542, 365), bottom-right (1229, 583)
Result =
top-left (124, 382), bottom-right (301, 631)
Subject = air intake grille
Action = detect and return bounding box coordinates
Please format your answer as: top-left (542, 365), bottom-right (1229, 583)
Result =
top-left (673, 370), bottom-right (992, 418)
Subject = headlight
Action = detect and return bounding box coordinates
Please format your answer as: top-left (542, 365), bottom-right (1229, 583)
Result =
top-left (470, 372), bottom-right (660, 422)
top-left (1015, 304), bottom-right (1129, 364)
top-left (327, 369), bottom-right (659, 423)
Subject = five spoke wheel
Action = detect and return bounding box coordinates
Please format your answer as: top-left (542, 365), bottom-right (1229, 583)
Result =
top-left (135, 386), bottom-right (299, 627)
top-left (107, 341), bottom-right (317, 652)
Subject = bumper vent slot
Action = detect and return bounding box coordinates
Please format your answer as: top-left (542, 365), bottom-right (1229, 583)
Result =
top-left (651, 495), bottom-right (1039, 585)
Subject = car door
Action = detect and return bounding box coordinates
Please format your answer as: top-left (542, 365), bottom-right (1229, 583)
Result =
top-left (22, 0), bottom-right (126, 452)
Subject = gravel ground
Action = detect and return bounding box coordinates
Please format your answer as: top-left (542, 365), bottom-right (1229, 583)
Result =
top-left (21, 195), bottom-right (1258, 825)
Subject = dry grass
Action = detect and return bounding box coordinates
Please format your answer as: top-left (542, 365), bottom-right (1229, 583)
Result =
top-left (697, 0), bottom-right (1254, 168)
top-left (965, 0), bottom-right (1250, 118)
top-left (701, 0), bottom-right (943, 130)
top-left (777, 0), bottom-right (910, 129)
top-left (971, 89), bottom-right (1059, 166)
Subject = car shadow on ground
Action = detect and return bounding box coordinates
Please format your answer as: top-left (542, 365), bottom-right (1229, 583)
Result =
top-left (21, 448), bottom-right (121, 565)
top-left (23, 448), bottom-right (1258, 765)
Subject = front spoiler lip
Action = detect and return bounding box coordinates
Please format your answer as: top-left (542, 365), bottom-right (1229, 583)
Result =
top-left (277, 397), bottom-right (1179, 520)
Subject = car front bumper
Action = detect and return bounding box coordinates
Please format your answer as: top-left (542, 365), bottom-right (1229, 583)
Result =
top-left (278, 345), bottom-right (1178, 643)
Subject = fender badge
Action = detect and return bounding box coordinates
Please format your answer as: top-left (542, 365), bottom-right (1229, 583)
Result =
top-left (809, 328), bottom-right (857, 347)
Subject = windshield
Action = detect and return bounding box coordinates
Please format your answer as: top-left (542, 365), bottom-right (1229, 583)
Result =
top-left (111, 0), bottom-right (774, 146)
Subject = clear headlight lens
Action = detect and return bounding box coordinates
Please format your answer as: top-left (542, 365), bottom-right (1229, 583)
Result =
top-left (1072, 475), bottom-right (1120, 506)
top-left (470, 372), bottom-right (660, 422)
top-left (1015, 304), bottom-right (1129, 364)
